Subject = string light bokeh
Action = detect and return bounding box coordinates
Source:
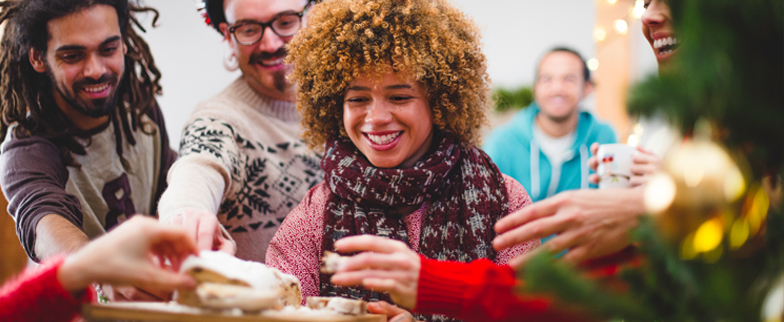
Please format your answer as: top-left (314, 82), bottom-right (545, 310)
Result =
top-left (590, 0), bottom-right (645, 69)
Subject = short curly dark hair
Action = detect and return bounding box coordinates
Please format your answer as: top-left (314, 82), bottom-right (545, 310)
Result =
top-left (288, 0), bottom-right (491, 150)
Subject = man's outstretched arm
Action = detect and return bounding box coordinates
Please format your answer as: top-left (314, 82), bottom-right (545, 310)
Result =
top-left (34, 214), bottom-right (89, 261)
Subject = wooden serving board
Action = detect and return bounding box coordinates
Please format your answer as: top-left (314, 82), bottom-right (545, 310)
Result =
top-left (82, 303), bottom-right (386, 322)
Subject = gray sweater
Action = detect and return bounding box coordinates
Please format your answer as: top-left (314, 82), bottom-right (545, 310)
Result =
top-left (0, 104), bottom-right (176, 262)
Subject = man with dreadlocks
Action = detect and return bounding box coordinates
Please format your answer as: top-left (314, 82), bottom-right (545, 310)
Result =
top-left (0, 0), bottom-right (176, 300)
top-left (156, 0), bottom-right (323, 263)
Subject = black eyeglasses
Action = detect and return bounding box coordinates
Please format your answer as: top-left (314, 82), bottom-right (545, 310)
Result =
top-left (228, 2), bottom-right (313, 46)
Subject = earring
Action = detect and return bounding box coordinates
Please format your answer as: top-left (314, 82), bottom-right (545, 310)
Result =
top-left (223, 49), bottom-right (239, 71)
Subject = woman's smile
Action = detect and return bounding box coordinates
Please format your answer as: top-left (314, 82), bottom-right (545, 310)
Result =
top-left (642, 0), bottom-right (679, 69)
top-left (364, 131), bottom-right (404, 150)
top-left (343, 70), bottom-right (434, 169)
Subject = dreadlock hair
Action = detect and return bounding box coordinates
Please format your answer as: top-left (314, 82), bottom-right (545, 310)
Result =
top-left (0, 0), bottom-right (162, 169)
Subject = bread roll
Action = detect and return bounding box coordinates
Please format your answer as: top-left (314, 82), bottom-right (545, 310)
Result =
top-left (306, 296), bottom-right (367, 315)
top-left (177, 251), bottom-right (302, 311)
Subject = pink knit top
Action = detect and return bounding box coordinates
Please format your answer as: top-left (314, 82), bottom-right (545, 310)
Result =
top-left (266, 174), bottom-right (540, 300)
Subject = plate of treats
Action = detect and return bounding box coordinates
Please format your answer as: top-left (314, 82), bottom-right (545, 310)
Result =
top-left (81, 251), bottom-right (383, 322)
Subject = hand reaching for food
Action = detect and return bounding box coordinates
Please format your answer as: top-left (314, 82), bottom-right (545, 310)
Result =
top-left (58, 216), bottom-right (198, 297)
top-left (166, 209), bottom-right (236, 254)
top-left (327, 235), bottom-right (421, 310)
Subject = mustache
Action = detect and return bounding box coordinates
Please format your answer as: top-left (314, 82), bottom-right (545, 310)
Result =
top-left (249, 47), bottom-right (287, 63)
top-left (73, 73), bottom-right (118, 90)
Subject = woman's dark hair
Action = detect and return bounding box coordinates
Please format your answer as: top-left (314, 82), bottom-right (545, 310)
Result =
top-left (0, 0), bottom-right (162, 168)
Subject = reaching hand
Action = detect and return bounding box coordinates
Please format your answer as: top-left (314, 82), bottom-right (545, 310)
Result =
top-left (167, 209), bottom-right (235, 254)
top-left (330, 235), bottom-right (420, 310)
top-left (58, 216), bottom-right (198, 296)
top-left (493, 188), bottom-right (645, 266)
top-left (367, 301), bottom-right (420, 322)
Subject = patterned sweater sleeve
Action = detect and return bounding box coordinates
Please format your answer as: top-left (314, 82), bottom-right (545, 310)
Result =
top-left (157, 116), bottom-right (239, 223)
top-left (0, 136), bottom-right (83, 262)
top-left (265, 183), bottom-right (329, 302)
top-left (495, 174), bottom-right (540, 265)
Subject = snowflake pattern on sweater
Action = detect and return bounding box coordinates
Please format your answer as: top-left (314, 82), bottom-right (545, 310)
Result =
top-left (180, 117), bottom-right (323, 235)
top-left (220, 153), bottom-right (322, 231)
top-left (159, 78), bottom-right (325, 263)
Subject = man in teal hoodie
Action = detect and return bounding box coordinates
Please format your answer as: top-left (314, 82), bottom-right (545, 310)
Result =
top-left (484, 47), bottom-right (616, 204)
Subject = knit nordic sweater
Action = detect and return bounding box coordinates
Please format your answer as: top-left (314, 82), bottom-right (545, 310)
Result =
top-left (265, 174), bottom-right (540, 302)
top-left (158, 77), bottom-right (324, 262)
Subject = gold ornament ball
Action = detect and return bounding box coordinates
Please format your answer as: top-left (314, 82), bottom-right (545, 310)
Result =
top-left (644, 139), bottom-right (745, 244)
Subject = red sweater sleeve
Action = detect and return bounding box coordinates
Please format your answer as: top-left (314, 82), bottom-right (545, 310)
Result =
top-left (415, 247), bottom-right (639, 322)
top-left (414, 256), bottom-right (584, 322)
top-left (0, 256), bottom-right (95, 322)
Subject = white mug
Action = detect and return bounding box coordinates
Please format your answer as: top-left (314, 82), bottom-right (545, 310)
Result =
top-left (598, 174), bottom-right (632, 189)
top-left (596, 143), bottom-right (637, 178)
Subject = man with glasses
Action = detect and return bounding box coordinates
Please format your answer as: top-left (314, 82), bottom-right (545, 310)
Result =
top-left (157, 0), bottom-right (323, 263)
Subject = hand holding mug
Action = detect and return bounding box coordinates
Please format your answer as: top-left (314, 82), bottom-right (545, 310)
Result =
top-left (589, 143), bottom-right (661, 188)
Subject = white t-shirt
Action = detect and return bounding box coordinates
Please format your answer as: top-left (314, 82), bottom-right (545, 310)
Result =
top-left (533, 122), bottom-right (576, 166)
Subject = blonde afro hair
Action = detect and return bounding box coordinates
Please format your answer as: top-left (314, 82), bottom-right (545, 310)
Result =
top-left (288, 0), bottom-right (491, 150)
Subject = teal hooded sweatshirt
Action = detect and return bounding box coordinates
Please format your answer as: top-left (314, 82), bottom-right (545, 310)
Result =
top-left (483, 103), bottom-right (617, 203)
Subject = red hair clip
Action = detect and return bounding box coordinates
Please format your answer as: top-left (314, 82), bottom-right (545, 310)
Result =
top-left (194, 0), bottom-right (211, 26)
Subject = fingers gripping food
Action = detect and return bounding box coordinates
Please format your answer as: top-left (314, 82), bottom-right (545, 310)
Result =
top-left (320, 251), bottom-right (348, 274)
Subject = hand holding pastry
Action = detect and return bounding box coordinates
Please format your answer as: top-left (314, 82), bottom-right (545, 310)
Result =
top-left (328, 235), bottom-right (421, 310)
top-left (58, 216), bottom-right (198, 297)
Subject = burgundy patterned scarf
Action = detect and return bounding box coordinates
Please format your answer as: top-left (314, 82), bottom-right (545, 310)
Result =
top-left (319, 132), bottom-right (508, 321)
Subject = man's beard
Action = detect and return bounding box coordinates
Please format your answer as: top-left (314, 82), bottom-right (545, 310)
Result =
top-left (543, 111), bottom-right (575, 124)
top-left (249, 46), bottom-right (289, 93)
top-left (273, 69), bottom-right (287, 93)
top-left (47, 68), bottom-right (120, 118)
top-left (540, 96), bottom-right (578, 124)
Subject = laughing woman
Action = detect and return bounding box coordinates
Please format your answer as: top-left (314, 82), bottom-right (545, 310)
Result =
top-left (265, 0), bottom-right (539, 320)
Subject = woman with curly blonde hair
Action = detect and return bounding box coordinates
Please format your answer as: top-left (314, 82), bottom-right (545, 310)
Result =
top-left (266, 0), bottom-right (541, 320)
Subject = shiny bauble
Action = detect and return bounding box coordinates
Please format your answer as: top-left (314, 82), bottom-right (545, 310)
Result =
top-left (644, 139), bottom-right (745, 244)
